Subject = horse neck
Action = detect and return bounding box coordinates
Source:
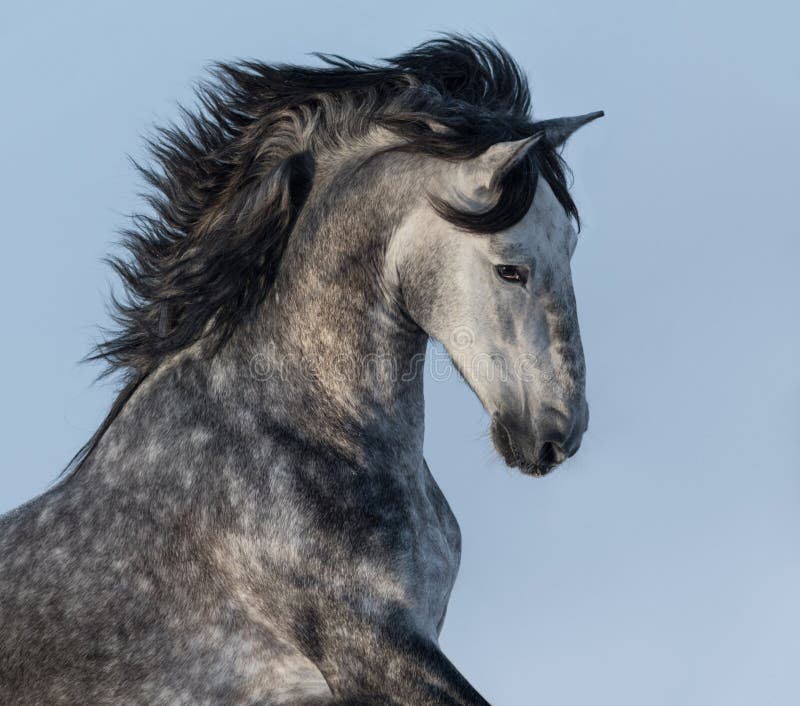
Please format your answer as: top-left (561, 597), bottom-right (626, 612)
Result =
top-left (212, 205), bottom-right (429, 469)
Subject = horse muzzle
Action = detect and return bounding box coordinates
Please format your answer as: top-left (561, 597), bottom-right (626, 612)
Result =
top-left (490, 401), bottom-right (588, 476)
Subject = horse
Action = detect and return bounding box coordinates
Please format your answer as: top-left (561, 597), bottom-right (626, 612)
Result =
top-left (0, 37), bottom-right (601, 705)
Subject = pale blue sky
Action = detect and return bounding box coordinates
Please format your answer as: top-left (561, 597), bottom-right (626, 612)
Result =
top-left (1, 1), bottom-right (798, 704)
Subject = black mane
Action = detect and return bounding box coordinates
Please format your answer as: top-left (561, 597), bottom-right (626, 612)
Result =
top-left (95, 35), bottom-right (578, 383)
top-left (60, 36), bottom-right (582, 479)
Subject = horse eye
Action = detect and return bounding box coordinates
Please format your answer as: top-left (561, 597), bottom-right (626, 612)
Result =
top-left (495, 265), bottom-right (528, 286)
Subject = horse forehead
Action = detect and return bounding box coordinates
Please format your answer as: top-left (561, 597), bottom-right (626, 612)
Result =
top-left (500, 179), bottom-right (576, 257)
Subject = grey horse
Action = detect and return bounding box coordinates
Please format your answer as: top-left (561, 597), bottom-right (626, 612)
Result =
top-left (0, 37), bottom-right (601, 705)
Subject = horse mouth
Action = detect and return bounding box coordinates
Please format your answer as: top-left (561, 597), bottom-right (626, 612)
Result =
top-left (489, 416), bottom-right (558, 477)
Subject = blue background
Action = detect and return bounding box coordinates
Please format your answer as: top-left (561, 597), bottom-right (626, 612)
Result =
top-left (1, 2), bottom-right (798, 703)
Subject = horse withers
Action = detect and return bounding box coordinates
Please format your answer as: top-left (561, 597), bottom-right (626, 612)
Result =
top-left (0, 37), bottom-right (601, 705)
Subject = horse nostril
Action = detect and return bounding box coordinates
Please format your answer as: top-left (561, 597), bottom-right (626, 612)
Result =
top-left (540, 408), bottom-right (586, 460)
top-left (537, 441), bottom-right (566, 468)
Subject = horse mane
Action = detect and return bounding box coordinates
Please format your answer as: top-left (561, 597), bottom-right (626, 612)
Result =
top-left (95, 34), bottom-right (578, 381)
top-left (63, 36), bottom-right (579, 477)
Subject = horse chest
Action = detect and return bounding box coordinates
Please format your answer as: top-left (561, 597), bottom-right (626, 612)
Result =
top-left (402, 497), bottom-right (461, 634)
top-left (364, 461), bottom-right (462, 636)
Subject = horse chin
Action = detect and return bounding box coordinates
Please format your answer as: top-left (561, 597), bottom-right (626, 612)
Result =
top-left (489, 416), bottom-right (557, 477)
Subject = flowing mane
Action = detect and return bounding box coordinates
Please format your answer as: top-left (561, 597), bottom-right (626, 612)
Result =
top-left (4, 36), bottom-right (599, 703)
top-left (96, 35), bottom-right (579, 382)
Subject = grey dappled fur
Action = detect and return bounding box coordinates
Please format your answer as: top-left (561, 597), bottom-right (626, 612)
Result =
top-left (0, 37), bottom-right (598, 705)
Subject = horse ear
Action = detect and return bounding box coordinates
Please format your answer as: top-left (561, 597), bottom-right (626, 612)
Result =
top-left (533, 110), bottom-right (604, 148)
top-left (474, 134), bottom-right (542, 192)
top-left (228, 151), bottom-right (313, 238)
